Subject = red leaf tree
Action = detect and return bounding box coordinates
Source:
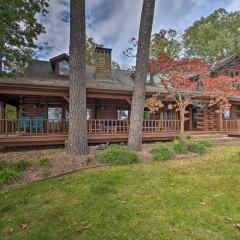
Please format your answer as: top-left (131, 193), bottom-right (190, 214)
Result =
top-left (147, 53), bottom-right (240, 141)
top-left (147, 54), bottom-right (211, 143)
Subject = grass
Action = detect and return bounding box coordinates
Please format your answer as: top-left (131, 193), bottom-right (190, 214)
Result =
top-left (0, 159), bottom-right (30, 186)
top-left (0, 146), bottom-right (240, 239)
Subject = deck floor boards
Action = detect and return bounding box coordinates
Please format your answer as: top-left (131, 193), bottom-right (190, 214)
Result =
top-left (0, 132), bottom-right (179, 147)
top-left (0, 131), bottom-right (237, 147)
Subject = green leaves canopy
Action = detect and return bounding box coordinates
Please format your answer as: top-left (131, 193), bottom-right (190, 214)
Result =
top-left (0, 0), bottom-right (49, 74)
top-left (150, 29), bottom-right (181, 59)
top-left (183, 8), bottom-right (240, 63)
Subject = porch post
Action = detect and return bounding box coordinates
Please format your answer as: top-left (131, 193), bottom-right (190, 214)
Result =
top-left (44, 102), bottom-right (48, 119)
top-left (62, 103), bottom-right (66, 133)
top-left (231, 105), bottom-right (236, 120)
top-left (43, 102), bottom-right (48, 133)
top-left (189, 106), bottom-right (193, 131)
top-left (62, 103), bottom-right (66, 120)
top-left (0, 101), bottom-right (5, 134)
top-left (0, 101), bottom-right (4, 119)
top-left (16, 107), bottom-right (20, 119)
top-left (218, 108), bottom-right (223, 132)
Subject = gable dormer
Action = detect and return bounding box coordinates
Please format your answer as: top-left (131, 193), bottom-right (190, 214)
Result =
top-left (50, 53), bottom-right (69, 79)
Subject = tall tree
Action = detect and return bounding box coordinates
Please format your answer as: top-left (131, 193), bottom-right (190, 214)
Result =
top-left (183, 8), bottom-right (240, 63)
top-left (86, 37), bottom-right (102, 66)
top-left (68, 0), bottom-right (88, 156)
top-left (0, 0), bottom-right (49, 74)
top-left (128, 0), bottom-right (156, 151)
top-left (150, 29), bottom-right (181, 59)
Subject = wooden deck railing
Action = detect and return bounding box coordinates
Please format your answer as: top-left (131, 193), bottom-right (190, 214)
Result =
top-left (0, 119), bottom-right (181, 136)
top-left (223, 120), bottom-right (240, 132)
top-left (0, 119), bottom-right (69, 136)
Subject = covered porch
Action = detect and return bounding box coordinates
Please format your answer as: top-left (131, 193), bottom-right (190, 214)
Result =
top-left (0, 88), bottom-right (240, 147)
top-left (0, 118), bottom-right (182, 147)
top-left (0, 116), bottom-right (240, 147)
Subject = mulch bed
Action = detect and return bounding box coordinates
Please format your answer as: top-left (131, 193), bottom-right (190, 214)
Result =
top-left (0, 143), bottom-right (203, 188)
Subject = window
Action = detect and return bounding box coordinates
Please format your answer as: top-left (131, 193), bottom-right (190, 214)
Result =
top-left (159, 108), bottom-right (176, 120)
top-left (223, 109), bottom-right (231, 120)
top-left (144, 110), bottom-right (151, 119)
top-left (234, 81), bottom-right (240, 89)
top-left (235, 71), bottom-right (239, 76)
top-left (48, 107), bottom-right (62, 120)
top-left (230, 71), bottom-right (234, 77)
top-left (117, 109), bottom-right (129, 120)
top-left (146, 74), bottom-right (151, 83)
top-left (87, 108), bottom-right (92, 120)
top-left (224, 70), bottom-right (229, 76)
top-left (59, 60), bottom-right (69, 76)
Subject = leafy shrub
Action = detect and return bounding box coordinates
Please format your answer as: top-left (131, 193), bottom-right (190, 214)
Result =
top-left (151, 144), bottom-right (175, 161)
top-left (0, 161), bottom-right (7, 171)
top-left (96, 145), bottom-right (139, 165)
top-left (39, 157), bottom-right (50, 166)
top-left (186, 141), bottom-right (207, 154)
top-left (8, 160), bottom-right (30, 172)
top-left (0, 168), bottom-right (18, 186)
top-left (172, 139), bottom-right (187, 154)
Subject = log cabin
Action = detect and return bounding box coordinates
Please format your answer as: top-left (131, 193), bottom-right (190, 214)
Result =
top-left (0, 47), bottom-right (240, 147)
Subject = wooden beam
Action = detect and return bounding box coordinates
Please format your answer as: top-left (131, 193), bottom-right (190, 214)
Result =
top-left (0, 85), bottom-right (68, 97)
top-left (87, 93), bottom-right (131, 100)
top-left (63, 96), bottom-right (69, 102)
top-left (126, 97), bottom-right (132, 105)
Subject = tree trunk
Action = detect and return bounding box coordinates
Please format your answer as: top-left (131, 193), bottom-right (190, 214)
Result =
top-left (128, 0), bottom-right (156, 151)
top-left (218, 107), bottom-right (223, 132)
top-left (179, 109), bottom-right (185, 145)
top-left (68, 0), bottom-right (88, 156)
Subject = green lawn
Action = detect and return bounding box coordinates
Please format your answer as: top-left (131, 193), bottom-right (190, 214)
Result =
top-left (0, 146), bottom-right (240, 240)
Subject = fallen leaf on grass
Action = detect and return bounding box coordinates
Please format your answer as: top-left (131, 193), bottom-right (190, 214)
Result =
top-left (20, 224), bottom-right (28, 229)
top-left (234, 224), bottom-right (240, 229)
top-left (76, 224), bottom-right (91, 234)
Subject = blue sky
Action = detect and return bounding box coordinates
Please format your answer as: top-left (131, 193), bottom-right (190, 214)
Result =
top-left (36, 0), bottom-right (240, 67)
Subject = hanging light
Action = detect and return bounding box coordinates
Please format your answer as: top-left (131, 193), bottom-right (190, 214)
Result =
top-left (168, 102), bottom-right (173, 110)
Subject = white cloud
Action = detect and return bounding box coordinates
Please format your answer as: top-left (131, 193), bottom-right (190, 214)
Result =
top-left (36, 0), bottom-right (240, 66)
top-left (36, 0), bottom-right (70, 59)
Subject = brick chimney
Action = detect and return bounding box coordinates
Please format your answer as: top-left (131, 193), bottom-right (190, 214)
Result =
top-left (95, 47), bottom-right (112, 78)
